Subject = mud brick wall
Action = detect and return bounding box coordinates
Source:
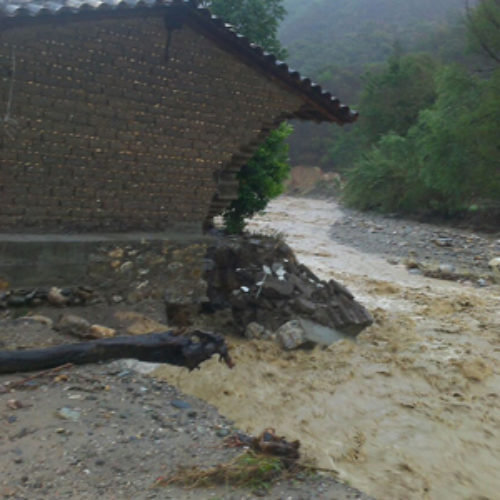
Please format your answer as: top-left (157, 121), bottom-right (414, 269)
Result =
top-left (0, 13), bottom-right (302, 232)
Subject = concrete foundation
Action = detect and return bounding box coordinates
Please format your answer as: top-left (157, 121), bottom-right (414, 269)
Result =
top-left (0, 231), bottom-right (207, 288)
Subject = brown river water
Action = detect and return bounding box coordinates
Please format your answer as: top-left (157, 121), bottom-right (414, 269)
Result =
top-left (153, 197), bottom-right (500, 500)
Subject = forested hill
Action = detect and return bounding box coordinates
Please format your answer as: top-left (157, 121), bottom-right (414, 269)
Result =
top-left (280, 0), bottom-right (467, 83)
top-left (277, 0), bottom-right (475, 168)
top-left (276, 0), bottom-right (499, 223)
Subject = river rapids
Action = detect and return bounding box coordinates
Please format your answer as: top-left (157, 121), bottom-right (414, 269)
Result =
top-left (154, 196), bottom-right (500, 500)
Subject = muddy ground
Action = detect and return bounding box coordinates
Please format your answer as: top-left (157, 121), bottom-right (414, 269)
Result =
top-left (0, 310), bottom-right (370, 500)
top-left (1, 196), bottom-right (500, 500)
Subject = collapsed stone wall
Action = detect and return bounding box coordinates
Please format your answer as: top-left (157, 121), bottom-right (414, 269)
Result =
top-left (203, 235), bottom-right (373, 336)
top-left (0, 234), bottom-right (372, 344)
top-left (0, 12), bottom-right (302, 232)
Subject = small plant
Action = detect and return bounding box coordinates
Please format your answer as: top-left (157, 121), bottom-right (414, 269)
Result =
top-left (154, 451), bottom-right (285, 492)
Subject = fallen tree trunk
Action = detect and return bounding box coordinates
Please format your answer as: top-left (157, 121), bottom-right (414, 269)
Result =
top-left (0, 331), bottom-right (234, 375)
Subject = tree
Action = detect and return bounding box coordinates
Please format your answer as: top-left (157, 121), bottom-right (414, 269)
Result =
top-left (357, 52), bottom-right (438, 143)
top-left (466, 0), bottom-right (500, 64)
top-left (205, 0), bottom-right (292, 232)
top-left (208, 0), bottom-right (287, 57)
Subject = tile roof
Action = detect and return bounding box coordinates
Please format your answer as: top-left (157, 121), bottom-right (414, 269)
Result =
top-left (0, 0), bottom-right (358, 124)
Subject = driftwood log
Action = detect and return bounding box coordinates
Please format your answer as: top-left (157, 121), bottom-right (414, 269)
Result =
top-left (0, 331), bottom-right (234, 375)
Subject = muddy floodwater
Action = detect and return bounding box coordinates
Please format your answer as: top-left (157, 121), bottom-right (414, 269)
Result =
top-left (155, 197), bottom-right (500, 500)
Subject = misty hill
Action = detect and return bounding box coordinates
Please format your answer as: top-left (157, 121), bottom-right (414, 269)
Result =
top-left (280, 0), bottom-right (467, 82)
top-left (279, 0), bottom-right (471, 166)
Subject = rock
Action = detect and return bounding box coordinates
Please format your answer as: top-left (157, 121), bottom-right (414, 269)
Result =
top-left (404, 258), bottom-right (420, 270)
top-left (171, 399), bottom-right (191, 409)
top-left (245, 322), bottom-right (266, 340)
top-left (7, 295), bottom-right (26, 307)
top-left (488, 257), bottom-right (500, 283)
top-left (312, 306), bottom-right (332, 326)
top-left (293, 297), bottom-right (317, 315)
top-left (275, 320), bottom-right (306, 350)
top-left (47, 287), bottom-right (69, 307)
top-left (88, 324), bottom-right (116, 339)
top-left (54, 314), bottom-right (91, 338)
top-left (261, 278), bottom-right (294, 299)
top-left (288, 274), bottom-right (314, 298)
top-left (432, 238), bottom-right (453, 247)
top-left (108, 248), bottom-right (124, 259)
top-left (75, 286), bottom-right (94, 302)
top-left (438, 263), bottom-right (456, 275)
top-left (55, 407), bottom-right (80, 422)
top-left (21, 315), bottom-right (54, 328)
top-left (298, 318), bottom-right (350, 346)
top-left (119, 261), bottom-right (134, 273)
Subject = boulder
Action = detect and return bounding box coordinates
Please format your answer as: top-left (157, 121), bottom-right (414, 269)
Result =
top-left (276, 318), bottom-right (350, 350)
top-left (276, 320), bottom-right (306, 350)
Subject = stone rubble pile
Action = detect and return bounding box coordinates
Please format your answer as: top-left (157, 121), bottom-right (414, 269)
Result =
top-left (202, 235), bottom-right (373, 346)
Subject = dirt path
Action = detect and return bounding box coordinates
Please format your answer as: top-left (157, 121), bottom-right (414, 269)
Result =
top-left (155, 197), bottom-right (500, 500)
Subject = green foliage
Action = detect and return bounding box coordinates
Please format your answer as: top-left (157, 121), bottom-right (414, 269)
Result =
top-left (224, 123), bottom-right (293, 233)
top-left (358, 53), bottom-right (438, 142)
top-left (344, 65), bottom-right (500, 215)
top-left (413, 65), bottom-right (500, 211)
top-left (466, 0), bottom-right (500, 64)
top-left (209, 0), bottom-right (287, 58)
top-left (343, 133), bottom-right (428, 212)
top-left (280, 0), bottom-right (472, 166)
top-left (207, 0), bottom-right (292, 232)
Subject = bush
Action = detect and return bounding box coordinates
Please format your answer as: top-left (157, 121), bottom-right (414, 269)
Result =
top-left (223, 123), bottom-right (293, 233)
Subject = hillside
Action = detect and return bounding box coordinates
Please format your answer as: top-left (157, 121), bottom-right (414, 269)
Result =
top-left (278, 0), bottom-right (472, 166)
top-left (281, 0), bottom-right (467, 75)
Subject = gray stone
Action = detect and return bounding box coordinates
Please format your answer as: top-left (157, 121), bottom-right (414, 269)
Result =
top-left (292, 297), bottom-right (317, 315)
top-left (312, 306), bottom-right (332, 326)
top-left (433, 238), bottom-right (453, 247)
top-left (54, 314), bottom-right (91, 338)
top-left (288, 274), bottom-right (314, 298)
top-left (298, 318), bottom-right (350, 346)
top-left (438, 263), bottom-right (456, 275)
top-left (171, 399), bottom-right (191, 410)
top-left (56, 407), bottom-right (81, 422)
top-left (275, 320), bottom-right (305, 350)
top-left (261, 277), bottom-right (294, 299)
top-left (245, 322), bottom-right (265, 340)
top-left (119, 261), bottom-right (134, 273)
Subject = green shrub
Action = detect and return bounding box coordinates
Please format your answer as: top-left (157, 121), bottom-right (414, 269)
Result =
top-left (223, 123), bottom-right (293, 233)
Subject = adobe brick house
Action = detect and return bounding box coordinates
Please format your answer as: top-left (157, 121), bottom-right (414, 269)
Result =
top-left (0, 0), bottom-right (357, 233)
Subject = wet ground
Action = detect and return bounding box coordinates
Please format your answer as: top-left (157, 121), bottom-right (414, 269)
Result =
top-left (0, 304), bottom-right (371, 500)
top-left (155, 197), bottom-right (500, 500)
